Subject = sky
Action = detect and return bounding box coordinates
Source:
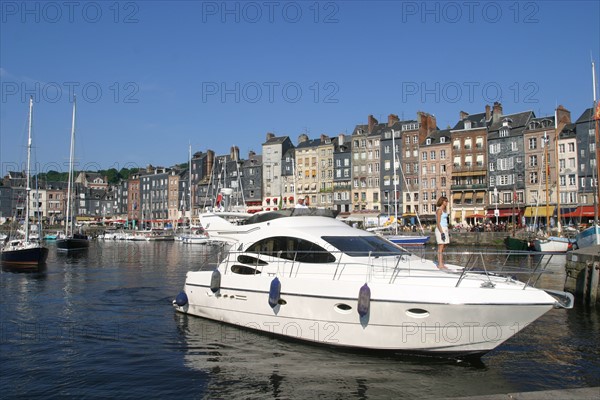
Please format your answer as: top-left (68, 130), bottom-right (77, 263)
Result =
top-left (1, 0), bottom-right (599, 176)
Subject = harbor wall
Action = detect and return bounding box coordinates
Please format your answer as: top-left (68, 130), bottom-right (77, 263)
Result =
top-left (566, 245), bottom-right (600, 305)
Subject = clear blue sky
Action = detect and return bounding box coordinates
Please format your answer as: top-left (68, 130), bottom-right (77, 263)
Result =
top-left (1, 1), bottom-right (599, 175)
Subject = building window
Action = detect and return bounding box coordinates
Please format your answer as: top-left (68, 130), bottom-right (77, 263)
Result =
top-left (528, 137), bottom-right (537, 150)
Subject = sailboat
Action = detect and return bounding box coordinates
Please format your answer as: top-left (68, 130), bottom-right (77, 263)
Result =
top-left (1, 97), bottom-right (49, 266)
top-left (176, 145), bottom-right (210, 244)
top-left (56, 97), bottom-right (89, 252)
top-left (532, 127), bottom-right (574, 253)
top-left (575, 59), bottom-right (600, 249)
top-left (381, 130), bottom-right (430, 246)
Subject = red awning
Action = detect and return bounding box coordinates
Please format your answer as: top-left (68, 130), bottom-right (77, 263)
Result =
top-left (563, 206), bottom-right (597, 218)
top-left (486, 209), bottom-right (521, 218)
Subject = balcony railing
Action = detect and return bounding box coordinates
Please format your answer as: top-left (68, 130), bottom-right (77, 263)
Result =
top-left (450, 184), bottom-right (487, 190)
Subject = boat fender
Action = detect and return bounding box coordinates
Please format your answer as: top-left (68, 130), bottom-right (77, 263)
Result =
top-left (357, 283), bottom-right (371, 317)
top-left (175, 292), bottom-right (188, 307)
top-left (268, 277), bottom-right (281, 308)
top-left (210, 269), bottom-right (221, 293)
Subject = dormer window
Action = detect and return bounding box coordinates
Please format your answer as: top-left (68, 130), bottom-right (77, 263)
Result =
top-left (500, 127), bottom-right (509, 137)
top-left (440, 137), bottom-right (446, 143)
top-left (464, 121), bottom-right (471, 129)
top-left (426, 138), bottom-right (432, 145)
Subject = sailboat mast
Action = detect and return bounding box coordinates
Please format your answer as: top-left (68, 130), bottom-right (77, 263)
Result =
top-left (24, 96), bottom-right (33, 243)
top-left (188, 144), bottom-right (192, 223)
top-left (544, 131), bottom-right (550, 232)
top-left (392, 130), bottom-right (398, 234)
top-left (592, 60), bottom-right (600, 225)
top-left (65, 96), bottom-right (76, 236)
top-left (555, 109), bottom-right (562, 234)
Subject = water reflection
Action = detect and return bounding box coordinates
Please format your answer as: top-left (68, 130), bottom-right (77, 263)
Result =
top-left (176, 314), bottom-right (523, 399)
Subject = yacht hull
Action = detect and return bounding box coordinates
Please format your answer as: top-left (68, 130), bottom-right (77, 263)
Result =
top-left (386, 235), bottom-right (430, 246)
top-left (176, 271), bottom-right (557, 355)
top-left (56, 236), bottom-right (89, 251)
top-left (575, 226), bottom-right (600, 249)
top-left (532, 236), bottom-right (573, 252)
top-left (1, 245), bottom-right (49, 265)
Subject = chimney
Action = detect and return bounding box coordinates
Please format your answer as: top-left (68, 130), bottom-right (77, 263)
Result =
top-left (298, 133), bottom-right (308, 144)
top-left (368, 115), bottom-right (378, 134)
top-left (485, 104), bottom-right (491, 121)
top-left (146, 164), bottom-right (154, 173)
top-left (492, 102), bottom-right (503, 123)
top-left (555, 105), bottom-right (571, 125)
top-left (320, 134), bottom-right (330, 143)
top-left (418, 111), bottom-right (437, 134)
top-left (230, 146), bottom-right (239, 161)
top-left (248, 150), bottom-right (255, 158)
top-left (266, 132), bottom-right (275, 141)
top-left (338, 133), bottom-right (345, 145)
top-left (387, 114), bottom-right (399, 127)
top-left (459, 111), bottom-right (469, 120)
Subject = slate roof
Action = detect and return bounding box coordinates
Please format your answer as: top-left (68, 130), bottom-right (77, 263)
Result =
top-left (575, 107), bottom-right (595, 124)
top-left (451, 112), bottom-right (489, 130)
top-left (422, 129), bottom-right (452, 146)
top-left (487, 111), bottom-right (534, 140)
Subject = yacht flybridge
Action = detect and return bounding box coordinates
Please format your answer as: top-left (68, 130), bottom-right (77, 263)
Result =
top-left (174, 210), bottom-right (573, 357)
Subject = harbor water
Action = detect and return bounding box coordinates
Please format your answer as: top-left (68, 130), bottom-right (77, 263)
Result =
top-left (1, 241), bottom-right (599, 399)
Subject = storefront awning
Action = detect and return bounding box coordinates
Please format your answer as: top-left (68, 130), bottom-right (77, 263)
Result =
top-left (463, 192), bottom-right (474, 200)
top-left (465, 213), bottom-right (486, 219)
top-left (562, 205), bottom-right (597, 218)
top-left (524, 206), bottom-right (555, 217)
top-left (452, 193), bottom-right (462, 201)
top-left (486, 209), bottom-right (521, 218)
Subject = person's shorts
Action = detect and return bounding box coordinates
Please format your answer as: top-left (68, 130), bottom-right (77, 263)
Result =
top-left (435, 227), bottom-right (449, 244)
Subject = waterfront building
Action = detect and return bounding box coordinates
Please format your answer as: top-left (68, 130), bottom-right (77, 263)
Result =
top-left (316, 134), bottom-right (335, 209)
top-left (240, 150), bottom-right (263, 212)
top-left (261, 133), bottom-right (294, 209)
top-left (400, 112), bottom-right (437, 223)
top-left (574, 107), bottom-right (598, 206)
top-left (191, 150), bottom-right (214, 217)
top-left (523, 114), bottom-right (555, 219)
top-left (168, 168), bottom-right (185, 225)
top-left (280, 147), bottom-right (296, 210)
top-left (487, 106), bottom-right (532, 224)
top-left (127, 172), bottom-right (141, 229)
top-left (351, 115), bottom-right (384, 213)
top-left (295, 133), bottom-right (322, 208)
top-left (557, 120), bottom-right (578, 210)
top-left (333, 134), bottom-right (352, 214)
top-left (420, 128), bottom-right (452, 224)
top-left (450, 106), bottom-right (491, 224)
top-left (380, 114), bottom-right (402, 217)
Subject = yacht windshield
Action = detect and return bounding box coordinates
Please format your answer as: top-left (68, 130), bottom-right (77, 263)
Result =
top-left (322, 235), bottom-right (410, 257)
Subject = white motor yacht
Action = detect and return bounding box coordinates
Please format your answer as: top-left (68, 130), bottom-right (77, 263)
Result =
top-left (174, 211), bottom-right (573, 357)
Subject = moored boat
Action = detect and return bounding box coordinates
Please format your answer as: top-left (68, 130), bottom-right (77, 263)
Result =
top-left (1, 97), bottom-right (49, 266)
top-left (174, 211), bottom-right (573, 357)
top-left (575, 225), bottom-right (600, 249)
top-left (56, 97), bottom-right (89, 252)
top-left (532, 236), bottom-right (574, 253)
top-left (385, 234), bottom-right (430, 246)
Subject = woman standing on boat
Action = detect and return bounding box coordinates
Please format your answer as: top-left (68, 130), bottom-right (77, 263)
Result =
top-left (435, 196), bottom-right (450, 269)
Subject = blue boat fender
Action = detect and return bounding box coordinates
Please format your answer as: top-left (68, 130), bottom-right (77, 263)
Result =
top-left (210, 269), bottom-right (221, 293)
top-left (357, 283), bottom-right (371, 317)
top-left (175, 292), bottom-right (188, 307)
top-left (268, 277), bottom-right (281, 308)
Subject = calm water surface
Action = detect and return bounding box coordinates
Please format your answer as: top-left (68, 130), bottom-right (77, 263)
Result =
top-left (1, 241), bottom-right (598, 399)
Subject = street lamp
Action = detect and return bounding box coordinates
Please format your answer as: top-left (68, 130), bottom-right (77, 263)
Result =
top-left (494, 187), bottom-right (499, 225)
